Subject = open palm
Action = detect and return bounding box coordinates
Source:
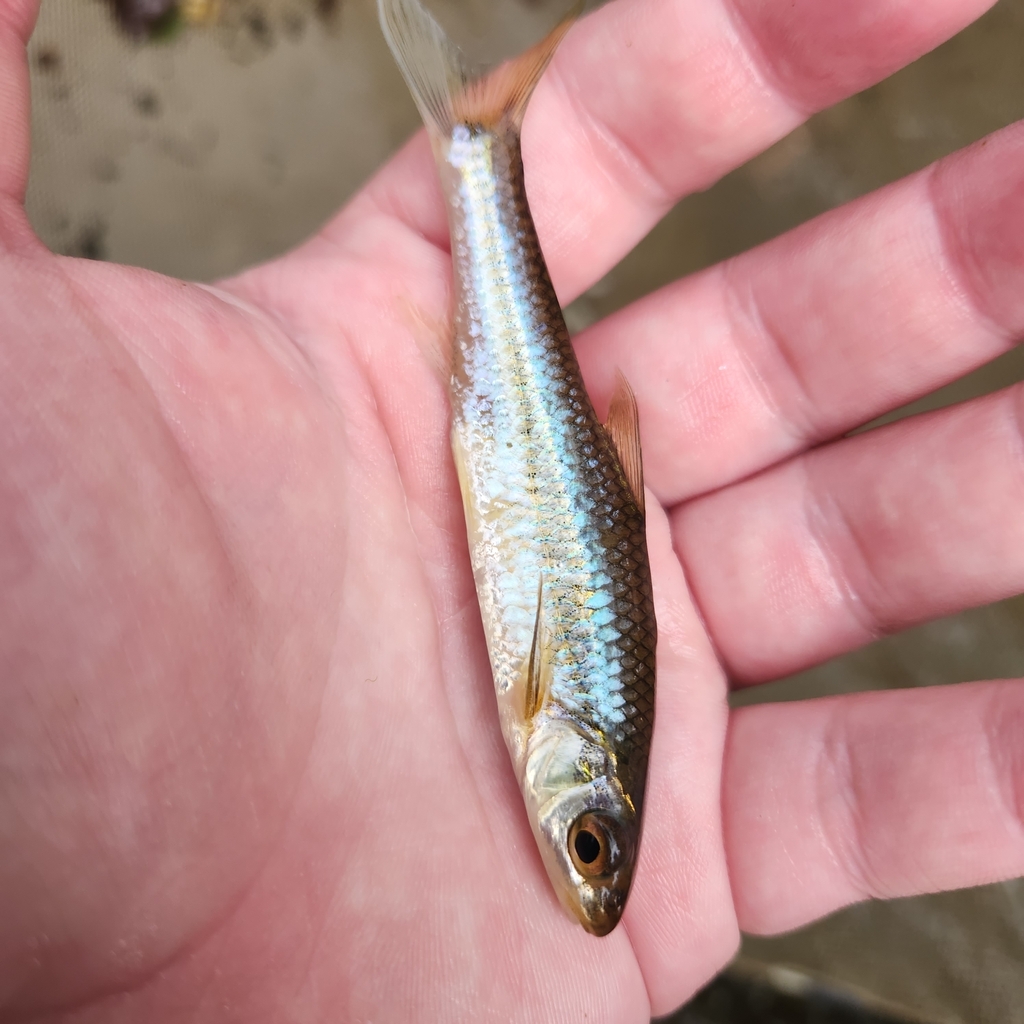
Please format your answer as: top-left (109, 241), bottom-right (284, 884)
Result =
top-left (3, 0), bottom-right (1024, 1018)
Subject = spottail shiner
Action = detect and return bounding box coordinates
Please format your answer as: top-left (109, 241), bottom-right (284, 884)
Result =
top-left (379, 0), bottom-right (656, 936)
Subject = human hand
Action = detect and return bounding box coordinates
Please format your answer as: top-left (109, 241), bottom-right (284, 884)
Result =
top-left (1, 0), bottom-right (1023, 1018)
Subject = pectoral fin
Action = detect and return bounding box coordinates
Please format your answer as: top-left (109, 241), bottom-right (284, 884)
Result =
top-left (522, 575), bottom-right (550, 723)
top-left (605, 371), bottom-right (645, 515)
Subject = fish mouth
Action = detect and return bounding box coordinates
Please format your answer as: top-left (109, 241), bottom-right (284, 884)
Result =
top-left (573, 877), bottom-right (631, 936)
top-left (583, 916), bottom-right (617, 938)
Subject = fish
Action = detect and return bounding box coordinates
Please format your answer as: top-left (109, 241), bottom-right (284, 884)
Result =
top-left (379, 0), bottom-right (656, 936)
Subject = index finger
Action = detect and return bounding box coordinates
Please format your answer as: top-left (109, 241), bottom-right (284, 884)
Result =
top-left (341, 0), bottom-right (994, 301)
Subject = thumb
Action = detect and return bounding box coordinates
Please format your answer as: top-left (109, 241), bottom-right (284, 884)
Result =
top-left (0, 0), bottom-right (41, 241)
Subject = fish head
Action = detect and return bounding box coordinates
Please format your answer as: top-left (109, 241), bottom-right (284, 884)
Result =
top-left (524, 719), bottom-right (639, 937)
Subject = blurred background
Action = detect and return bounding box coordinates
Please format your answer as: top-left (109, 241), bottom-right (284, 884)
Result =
top-left (22, 0), bottom-right (1024, 1019)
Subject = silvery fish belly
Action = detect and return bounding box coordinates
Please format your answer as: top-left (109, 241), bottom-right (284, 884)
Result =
top-left (379, 0), bottom-right (656, 936)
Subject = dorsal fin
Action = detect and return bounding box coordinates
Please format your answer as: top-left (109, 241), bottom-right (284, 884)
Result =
top-left (605, 372), bottom-right (645, 515)
top-left (379, 0), bottom-right (582, 138)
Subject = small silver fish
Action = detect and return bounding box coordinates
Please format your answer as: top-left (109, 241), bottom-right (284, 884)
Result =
top-left (379, 0), bottom-right (656, 936)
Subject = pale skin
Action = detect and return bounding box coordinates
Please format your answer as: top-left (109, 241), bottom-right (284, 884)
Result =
top-left (2, 0), bottom-right (1024, 1017)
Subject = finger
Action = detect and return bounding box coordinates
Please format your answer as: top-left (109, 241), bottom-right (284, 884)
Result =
top-left (622, 497), bottom-right (737, 1015)
top-left (0, 0), bottom-right (39, 238)
top-left (723, 681), bottom-right (1024, 934)
top-left (575, 119), bottom-right (1024, 505)
top-left (277, 0), bottom-right (993, 305)
top-left (673, 381), bottom-right (1024, 684)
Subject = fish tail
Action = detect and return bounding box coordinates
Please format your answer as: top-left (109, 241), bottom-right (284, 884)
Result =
top-left (378, 0), bottom-right (582, 139)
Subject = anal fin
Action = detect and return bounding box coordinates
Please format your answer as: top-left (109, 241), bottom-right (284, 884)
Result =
top-left (400, 296), bottom-right (453, 389)
top-left (604, 371), bottom-right (645, 515)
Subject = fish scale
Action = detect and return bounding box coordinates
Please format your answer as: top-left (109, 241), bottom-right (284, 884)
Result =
top-left (447, 127), bottom-right (654, 786)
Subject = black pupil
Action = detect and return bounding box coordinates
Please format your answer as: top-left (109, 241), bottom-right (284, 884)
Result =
top-left (574, 828), bottom-right (602, 864)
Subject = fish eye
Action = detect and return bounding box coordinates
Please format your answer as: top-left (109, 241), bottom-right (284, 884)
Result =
top-left (568, 812), bottom-right (627, 879)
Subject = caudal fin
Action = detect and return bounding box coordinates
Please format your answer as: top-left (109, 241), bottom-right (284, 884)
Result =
top-left (378, 0), bottom-right (582, 138)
